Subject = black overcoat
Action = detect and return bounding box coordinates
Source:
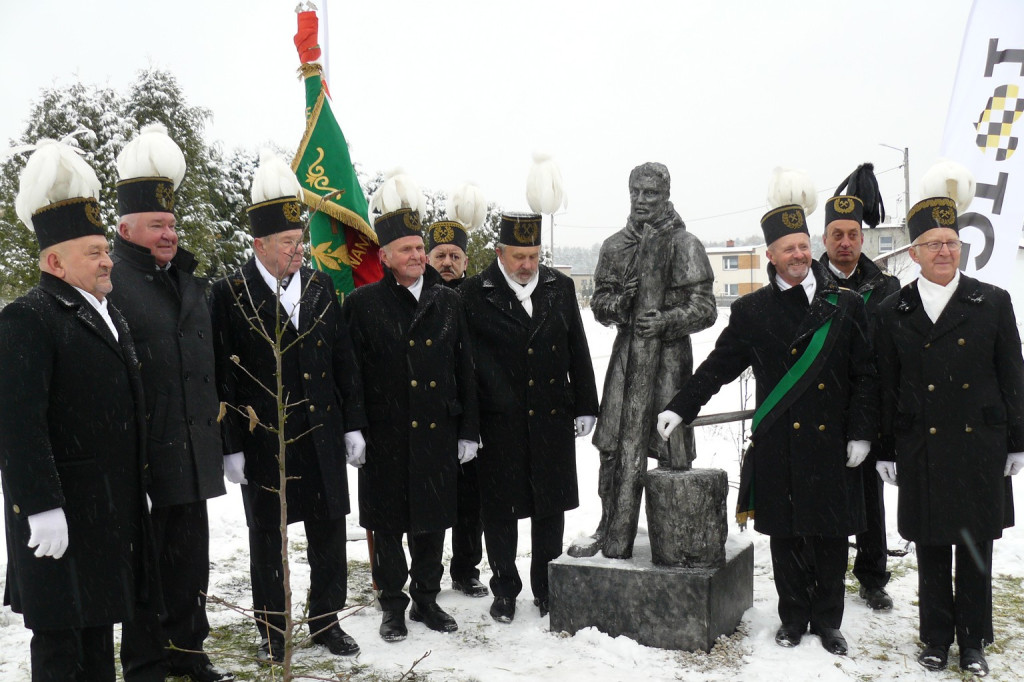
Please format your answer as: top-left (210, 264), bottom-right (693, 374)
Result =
top-left (343, 266), bottom-right (478, 534)
top-left (460, 261), bottom-right (600, 520)
top-left (666, 261), bottom-right (878, 537)
top-left (0, 274), bottom-right (152, 630)
top-left (875, 275), bottom-right (1024, 544)
top-left (109, 237), bottom-right (226, 507)
top-left (210, 260), bottom-right (367, 529)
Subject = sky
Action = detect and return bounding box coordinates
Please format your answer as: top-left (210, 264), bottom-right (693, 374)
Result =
top-left (0, 0), bottom-right (975, 247)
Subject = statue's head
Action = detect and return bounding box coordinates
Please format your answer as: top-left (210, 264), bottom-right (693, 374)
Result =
top-left (628, 162), bottom-right (671, 224)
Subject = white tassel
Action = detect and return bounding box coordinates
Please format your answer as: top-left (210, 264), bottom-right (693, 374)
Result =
top-left (920, 159), bottom-right (975, 215)
top-left (15, 139), bottom-right (100, 229)
top-left (446, 182), bottom-right (485, 230)
top-left (370, 168), bottom-right (426, 217)
top-left (251, 148), bottom-right (302, 203)
top-left (526, 152), bottom-right (566, 215)
top-left (116, 122), bottom-right (186, 189)
top-left (766, 167), bottom-right (818, 216)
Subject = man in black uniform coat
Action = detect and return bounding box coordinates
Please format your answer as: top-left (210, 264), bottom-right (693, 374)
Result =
top-left (459, 212), bottom-right (599, 623)
top-left (109, 124), bottom-right (232, 682)
top-left (874, 193), bottom-right (1024, 676)
top-left (344, 208), bottom-right (479, 642)
top-left (211, 164), bottom-right (367, 663)
top-left (658, 203), bottom-right (877, 656)
top-left (425, 217), bottom-right (488, 598)
top-left (818, 163), bottom-right (901, 612)
top-left (0, 142), bottom-right (152, 681)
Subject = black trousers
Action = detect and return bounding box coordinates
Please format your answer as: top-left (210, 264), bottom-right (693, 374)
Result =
top-left (373, 530), bottom-right (445, 612)
top-left (853, 457), bottom-right (890, 589)
top-left (450, 461), bottom-right (483, 582)
top-left (31, 625), bottom-right (114, 682)
top-left (770, 535), bottom-right (848, 630)
top-left (483, 513), bottom-right (564, 601)
top-left (249, 517), bottom-right (348, 643)
top-left (917, 540), bottom-right (994, 649)
top-left (121, 500), bottom-right (211, 681)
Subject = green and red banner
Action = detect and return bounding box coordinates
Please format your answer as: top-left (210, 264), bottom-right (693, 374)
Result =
top-left (292, 11), bottom-right (381, 300)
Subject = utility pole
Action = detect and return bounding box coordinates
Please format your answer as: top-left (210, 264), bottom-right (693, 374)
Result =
top-left (880, 143), bottom-right (911, 224)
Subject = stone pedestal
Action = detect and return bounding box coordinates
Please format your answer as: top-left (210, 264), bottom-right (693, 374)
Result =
top-left (549, 534), bottom-right (753, 652)
top-left (646, 468), bottom-right (728, 567)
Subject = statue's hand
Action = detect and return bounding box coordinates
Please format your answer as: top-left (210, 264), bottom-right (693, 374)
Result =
top-left (635, 310), bottom-right (666, 337)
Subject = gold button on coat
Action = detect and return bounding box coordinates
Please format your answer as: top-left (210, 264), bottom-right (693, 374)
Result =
top-left (409, 340), bottom-right (415, 347)
top-left (962, 383), bottom-right (970, 389)
top-left (928, 384), bottom-right (935, 391)
top-left (411, 380), bottom-right (418, 387)
top-left (429, 423), bottom-right (436, 429)
top-left (303, 372), bottom-right (310, 380)
top-left (818, 383), bottom-right (825, 390)
top-left (529, 410), bottom-right (535, 416)
top-left (793, 422), bottom-right (800, 430)
top-left (791, 348), bottom-right (798, 356)
top-left (929, 427), bottom-right (937, 434)
top-left (426, 339), bottom-right (433, 346)
top-left (958, 338), bottom-right (966, 346)
top-left (309, 405), bottom-right (316, 412)
top-left (528, 380), bottom-right (535, 386)
top-left (429, 381), bottom-right (437, 388)
top-left (411, 421), bottom-right (418, 428)
top-left (528, 348), bottom-right (534, 355)
top-left (818, 425), bottom-right (826, 431)
top-left (965, 426), bottom-right (974, 433)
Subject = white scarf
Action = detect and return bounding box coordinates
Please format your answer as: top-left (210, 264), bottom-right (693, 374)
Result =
top-left (775, 268), bottom-right (816, 304)
top-left (73, 286), bottom-right (119, 341)
top-left (497, 259), bottom-right (539, 317)
top-left (255, 257), bottom-right (302, 330)
top-left (917, 270), bottom-right (960, 323)
top-left (406, 275), bottom-right (424, 301)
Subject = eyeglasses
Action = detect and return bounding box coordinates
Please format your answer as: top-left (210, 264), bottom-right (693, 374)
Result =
top-left (913, 240), bottom-right (962, 253)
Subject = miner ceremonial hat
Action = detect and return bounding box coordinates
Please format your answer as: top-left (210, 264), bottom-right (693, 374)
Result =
top-left (115, 122), bottom-right (186, 216)
top-left (499, 212), bottom-right (542, 247)
top-left (761, 167), bottom-right (816, 246)
top-left (247, 150), bottom-right (306, 238)
top-left (374, 207), bottom-right (423, 246)
top-left (760, 205), bottom-right (808, 246)
top-left (14, 139), bottom-right (106, 250)
top-left (907, 160), bottom-right (975, 242)
top-left (825, 163), bottom-right (884, 228)
top-left (426, 220), bottom-right (468, 252)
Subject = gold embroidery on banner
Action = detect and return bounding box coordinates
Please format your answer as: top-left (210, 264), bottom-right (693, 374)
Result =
top-left (305, 147), bottom-right (339, 194)
top-left (84, 201), bottom-right (103, 227)
top-left (782, 210), bottom-right (804, 230)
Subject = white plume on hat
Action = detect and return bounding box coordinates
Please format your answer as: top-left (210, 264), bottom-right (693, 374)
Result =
top-left (767, 167), bottom-right (818, 216)
top-left (370, 168), bottom-right (426, 218)
top-left (920, 159), bottom-right (975, 215)
top-left (116, 122), bottom-right (186, 189)
top-left (251, 148), bottom-right (302, 204)
top-left (14, 138), bottom-right (101, 230)
top-left (526, 152), bottom-right (566, 214)
top-left (446, 182), bottom-right (486, 230)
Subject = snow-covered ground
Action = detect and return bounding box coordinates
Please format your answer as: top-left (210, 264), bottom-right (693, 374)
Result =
top-left (1, 306), bottom-right (1023, 681)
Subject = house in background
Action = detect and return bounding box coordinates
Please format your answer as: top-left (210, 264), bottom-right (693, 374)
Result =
top-left (706, 240), bottom-right (768, 305)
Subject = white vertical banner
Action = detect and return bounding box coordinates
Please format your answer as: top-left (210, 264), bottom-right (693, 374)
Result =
top-left (940, 0), bottom-right (1024, 288)
top-left (321, 0), bottom-right (331, 87)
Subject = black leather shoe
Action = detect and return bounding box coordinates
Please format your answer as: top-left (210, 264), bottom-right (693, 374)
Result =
top-left (410, 601), bottom-right (459, 633)
top-left (257, 639), bottom-right (285, 665)
top-left (960, 648), bottom-right (989, 677)
top-left (452, 576), bottom-right (490, 597)
top-left (379, 610), bottom-right (408, 642)
top-left (918, 645), bottom-right (949, 671)
top-left (774, 623), bottom-right (805, 648)
top-left (533, 597), bottom-right (549, 617)
top-left (810, 626), bottom-right (848, 656)
top-left (490, 596), bottom-right (516, 623)
top-left (168, 659), bottom-right (236, 682)
top-left (859, 585), bottom-right (894, 611)
top-left (313, 625), bottom-right (360, 656)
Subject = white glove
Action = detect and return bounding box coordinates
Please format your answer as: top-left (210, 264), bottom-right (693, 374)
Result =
top-left (458, 439), bottom-right (479, 464)
top-left (224, 452), bottom-right (248, 484)
top-left (846, 440), bottom-right (871, 468)
top-left (27, 507), bottom-right (69, 559)
top-left (344, 431), bottom-right (366, 468)
top-left (1006, 452), bottom-right (1024, 476)
top-left (656, 410), bottom-right (684, 441)
top-left (876, 460), bottom-right (898, 486)
top-left (575, 416), bottom-right (596, 438)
